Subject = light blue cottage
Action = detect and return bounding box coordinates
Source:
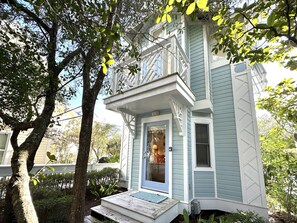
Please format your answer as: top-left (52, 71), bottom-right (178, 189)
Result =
top-left (101, 15), bottom-right (268, 222)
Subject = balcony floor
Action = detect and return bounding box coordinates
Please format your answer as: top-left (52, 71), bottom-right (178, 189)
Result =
top-left (104, 73), bottom-right (195, 115)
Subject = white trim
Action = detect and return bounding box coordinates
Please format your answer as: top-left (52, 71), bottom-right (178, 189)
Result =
top-left (183, 107), bottom-right (189, 202)
top-left (203, 25), bottom-right (210, 100)
top-left (0, 131), bottom-right (11, 164)
top-left (197, 198), bottom-right (268, 219)
top-left (178, 200), bottom-right (191, 214)
top-left (139, 114), bottom-right (173, 198)
top-left (231, 65), bottom-right (267, 207)
top-left (210, 59), bottom-right (229, 70)
top-left (191, 117), bottom-right (215, 172)
top-left (128, 126), bottom-right (134, 190)
top-left (104, 74), bottom-right (196, 113)
top-left (191, 99), bottom-right (213, 113)
top-left (246, 70), bottom-right (267, 207)
top-left (231, 70), bottom-right (247, 203)
top-left (145, 23), bottom-right (178, 50)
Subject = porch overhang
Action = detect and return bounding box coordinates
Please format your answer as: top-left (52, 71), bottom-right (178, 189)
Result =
top-left (104, 73), bottom-right (195, 115)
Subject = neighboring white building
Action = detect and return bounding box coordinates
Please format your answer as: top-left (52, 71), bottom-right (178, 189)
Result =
top-left (0, 130), bottom-right (51, 165)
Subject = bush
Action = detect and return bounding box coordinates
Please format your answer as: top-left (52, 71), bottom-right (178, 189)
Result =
top-left (222, 211), bottom-right (268, 223)
top-left (0, 168), bottom-right (120, 222)
top-left (34, 195), bottom-right (72, 223)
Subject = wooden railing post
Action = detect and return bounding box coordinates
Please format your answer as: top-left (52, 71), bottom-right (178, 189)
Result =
top-left (171, 36), bottom-right (177, 74)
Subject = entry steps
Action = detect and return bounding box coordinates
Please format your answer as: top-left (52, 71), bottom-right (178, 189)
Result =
top-left (89, 191), bottom-right (179, 223)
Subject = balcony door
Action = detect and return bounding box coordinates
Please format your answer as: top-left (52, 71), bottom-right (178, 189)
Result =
top-left (142, 121), bottom-right (169, 193)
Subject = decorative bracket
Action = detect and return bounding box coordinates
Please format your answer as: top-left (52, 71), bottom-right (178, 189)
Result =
top-left (119, 108), bottom-right (135, 139)
top-left (169, 97), bottom-right (183, 136)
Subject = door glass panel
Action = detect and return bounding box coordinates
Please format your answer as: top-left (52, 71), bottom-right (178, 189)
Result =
top-left (145, 125), bottom-right (166, 183)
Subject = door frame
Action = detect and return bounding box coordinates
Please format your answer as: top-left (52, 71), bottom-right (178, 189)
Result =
top-left (139, 114), bottom-right (172, 197)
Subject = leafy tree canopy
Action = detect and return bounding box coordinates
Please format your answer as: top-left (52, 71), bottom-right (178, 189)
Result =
top-left (159, 0), bottom-right (297, 70)
top-left (257, 78), bottom-right (297, 133)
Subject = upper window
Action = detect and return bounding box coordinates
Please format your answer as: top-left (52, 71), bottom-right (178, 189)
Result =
top-left (195, 124), bottom-right (210, 167)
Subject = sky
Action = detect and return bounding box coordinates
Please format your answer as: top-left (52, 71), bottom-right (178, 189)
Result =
top-left (69, 62), bottom-right (296, 127)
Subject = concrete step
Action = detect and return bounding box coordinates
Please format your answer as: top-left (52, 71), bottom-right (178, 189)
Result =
top-left (91, 205), bottom-right (141, 223)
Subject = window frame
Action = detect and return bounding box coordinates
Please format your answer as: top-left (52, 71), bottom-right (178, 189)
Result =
top-left (192, 117), bottom-right (215, 171)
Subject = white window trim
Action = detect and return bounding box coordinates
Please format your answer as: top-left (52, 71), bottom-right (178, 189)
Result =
top-left (138, 114), bottom-right (173, 198)
top-left (0, 131), bottom-right (11, 164)
top-left (192, 117), bottom-right (215, 171)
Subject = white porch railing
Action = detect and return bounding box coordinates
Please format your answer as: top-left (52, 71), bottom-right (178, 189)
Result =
top-left (111, 35), bottom-right (190, 94)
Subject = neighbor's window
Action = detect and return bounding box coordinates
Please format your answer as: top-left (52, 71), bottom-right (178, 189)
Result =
top-left (195, 124), bottom-right (210, 167)
top-left (0, 134), bottom-right (8, 164)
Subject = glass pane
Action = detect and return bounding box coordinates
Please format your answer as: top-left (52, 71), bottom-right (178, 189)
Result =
top-left (145, 125), bottom-right (166, 183)
top-left (195, 124), bottom-right (209, 143)
top-left (0, 134), bottom-right (8, 150)
top-left (196, 144), bottom-right (210, 167)
top-left (0, 151), bottom-right (4, 164)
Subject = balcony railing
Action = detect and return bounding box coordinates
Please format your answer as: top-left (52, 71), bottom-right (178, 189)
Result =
top-left (110, 35), bottom-right (190, 95)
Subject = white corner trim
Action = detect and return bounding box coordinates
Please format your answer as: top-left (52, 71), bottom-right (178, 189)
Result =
top-left (183, 107), bottom-right (189, 202)
top-left (191, 117), bottom-right (216, 172)
top-left (231, 65), bottom-right (267, 208)
top-left (203, 25), bottom-right (210, 100)
top-left (246, 69), bottom-right (267, 207)
top-left (128, 128), bottom-right (134, 190)
top-left (197, 198), bottom-right (268, 219)
top-left (231, 69), bottom-right (248, 204)
top-left (138, 114), bottom-right (173, 198)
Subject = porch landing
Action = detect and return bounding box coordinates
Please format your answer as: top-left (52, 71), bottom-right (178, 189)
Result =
top-left (90, 191), bottom-right (179, 223)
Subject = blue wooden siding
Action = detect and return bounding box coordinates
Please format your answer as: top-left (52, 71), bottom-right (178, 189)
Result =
top-left (211, 65), bottom-right (243, 202)
top-left (172, 119), bottom-right (184, 200)
top-left (131, 115), bottom-right (142, 190)
top-left (187, 109), bottom-right (193, 200)
top-left (166, 14), bottom-right (182, 44)
top-left (189, 25), bottom-right (205, 100)
top-left (194, 172), bottom-right (215, 197)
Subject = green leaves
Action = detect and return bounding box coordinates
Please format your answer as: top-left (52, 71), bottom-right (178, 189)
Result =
top-left (186, 0), bottom-right (209, 15)
top-left (267, 11), bottom-right (276, 26)
top-left (47, 152), bottom-right (57, 162)
top-left (186, 2), bottom-right (196, 15)
top-left (257, 78), bottom-right (297, 131)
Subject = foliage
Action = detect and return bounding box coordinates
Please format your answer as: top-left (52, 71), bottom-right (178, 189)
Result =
top-left (49, 118), bottom-right (121, 163)
top-left (90, 180), bottom-right (119, 199)
top-left (0, 167), bottom-right (120, 199)
top-left (159, 0), bottom-right (297, 70)
top-left (257, 78), bottom-right (297, 132)
top-left (182, 210), bottom-right (267, 223)
top-left (31, 151), bottom-right (57, 186)
top-left (156, 0), bottom-right (209, 24)
top-left (34, 195), bottom-right (72, 223)
top-left (258, 116), bottom-right (297, 215)
top-left (183, 208), bottom-right (190, 223)
top-left (221, 211), bottom-right (268, 223)
top-left (211, 0), bottom-right (297, 70)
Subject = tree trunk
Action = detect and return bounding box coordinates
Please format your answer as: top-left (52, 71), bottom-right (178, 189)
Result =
top-left (69, 92), bottom-right (96, 223)
top-left (4, 150), bottom-right (39, 223)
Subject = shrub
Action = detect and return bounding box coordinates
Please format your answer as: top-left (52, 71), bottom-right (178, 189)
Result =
top-left (221, 211), bottom-right (268, 223)
top-left (90, 180), bottom-right (119, 199)
top-left (34, 195), bottom-right (72, 223)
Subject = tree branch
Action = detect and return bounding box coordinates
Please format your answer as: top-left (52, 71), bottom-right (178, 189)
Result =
top-left (284, 0), bottom-right (291, 36)
top-left (5, 0), bottom-right (51, 34)
top-left (56, 47), bottom-right (83, 74)
top-left (0, 110), bottom-right (34, 130)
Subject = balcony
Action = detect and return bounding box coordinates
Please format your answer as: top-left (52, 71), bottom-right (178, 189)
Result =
top-left (110, 35), bottom-right (190, 94)
top-left (104, 35), bottom-right (195, 117)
